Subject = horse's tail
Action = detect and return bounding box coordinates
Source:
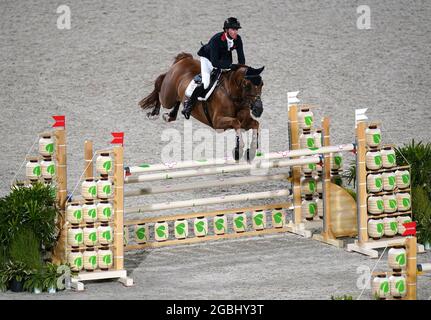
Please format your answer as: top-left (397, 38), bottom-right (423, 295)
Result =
top-left (139, 53), bottom-right (192, 111)
top-left (173, 52), bottom-right (193, 65)
top-left (139, 72), bottom-right (166, 111)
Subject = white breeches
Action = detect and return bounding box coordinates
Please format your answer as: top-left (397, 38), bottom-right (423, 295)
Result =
top-left (200, 57), bottom-right (214, 89)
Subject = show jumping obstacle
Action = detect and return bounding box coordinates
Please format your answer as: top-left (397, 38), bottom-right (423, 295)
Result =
top-left (59, 91), bottom-right (361, 291)
top-left (371, 236), bottom-right (417, 300)
top-left (346, 122), bottom-right (425, 258)
top-left (17, 118), bottom-right (132, 291)
top-left (63, 141), bottom-right (132, 291)
top-left (14, 116), bottom-right (67, 265)
top-left (91, 144), bottom-right (326, 249)
top-left (287, 96), bottom-right (357, 248)
top-left (17, 91), bottom-right (426, 295)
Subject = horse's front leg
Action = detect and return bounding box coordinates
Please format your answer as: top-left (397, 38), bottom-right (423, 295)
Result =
top-left (247, 126), bottom-right (260, 162)
top-left (239, 113), bottom-right (260, 162)
top-left (213, 117), bottom-right (245, 161)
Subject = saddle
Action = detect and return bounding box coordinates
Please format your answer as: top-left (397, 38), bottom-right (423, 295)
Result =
top-left (185, 69), bottom-right (222, 101)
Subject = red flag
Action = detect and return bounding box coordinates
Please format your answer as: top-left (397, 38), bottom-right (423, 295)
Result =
top-left (52, 115), bottom-right (65, 128)
top-left (402, 221), bottom-right (417, 236)
top-left (111, 132), bottom-right (124, 146)
top-left (125, 167), bottom-right (131, 177)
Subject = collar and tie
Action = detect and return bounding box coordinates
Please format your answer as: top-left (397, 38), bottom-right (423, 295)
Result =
top-left (225, 33), bottom-right (234, 50)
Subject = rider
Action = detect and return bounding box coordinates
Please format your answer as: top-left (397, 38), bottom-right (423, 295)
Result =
top-left (181, 17), bottom-right (246, 119)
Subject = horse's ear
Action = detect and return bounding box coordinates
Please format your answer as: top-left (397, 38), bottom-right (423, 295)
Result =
top-left (230, 64), bottom-right (241, 71)
top-left (245, 66), bottom-right (265, 77)
top-left (256, 66), bottom-right (265, 74)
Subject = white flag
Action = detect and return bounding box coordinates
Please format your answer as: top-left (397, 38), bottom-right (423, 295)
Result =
top-left (287, 91), bottom-right (300, 109)
top-left (355, 108), bottom-right (368, 127)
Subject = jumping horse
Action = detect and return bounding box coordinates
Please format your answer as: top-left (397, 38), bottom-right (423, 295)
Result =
top-left (139, 52), bottom-right (265, 161)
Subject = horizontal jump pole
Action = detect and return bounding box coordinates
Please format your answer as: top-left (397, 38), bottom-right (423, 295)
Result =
top-left (417, 263), bottom-right (431, 272)
top-left (124, 156), bottom-right (320, 184)
top-left (124, 173), bottom-right (290, 197)
top-left (124, 227), bottom-right (292, 251)
top-left (124, 189), bottom-right (291, 214)
top-left (125, 144), bottom-right (355, 175)
top-left (124, 202), bottom-right (292, 225)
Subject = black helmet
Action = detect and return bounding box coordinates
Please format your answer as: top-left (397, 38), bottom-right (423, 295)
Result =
top-left (223, 17), bottom-right (241, 30)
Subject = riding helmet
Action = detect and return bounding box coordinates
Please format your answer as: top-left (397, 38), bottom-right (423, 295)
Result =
top-left (223, 17), bottom-right (241, 30)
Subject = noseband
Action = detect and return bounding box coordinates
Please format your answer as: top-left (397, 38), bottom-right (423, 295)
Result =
top-left (218, 75), bottom-right (261, 107)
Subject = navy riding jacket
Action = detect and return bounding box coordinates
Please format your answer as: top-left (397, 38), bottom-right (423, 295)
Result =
top-left (197, 32), bottom-right (245, 69)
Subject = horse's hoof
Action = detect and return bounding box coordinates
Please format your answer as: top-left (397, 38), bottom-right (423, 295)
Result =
top-left (246, 149), bottom-right (256, 162)
top-left (181, 109), bottom-right (191, 120)
top-left (233, 147), bottom-right (243, 161)
top-left (162, 113), bottom-right (174, 122)
top-left (147, 112), bottom-right (160, 120)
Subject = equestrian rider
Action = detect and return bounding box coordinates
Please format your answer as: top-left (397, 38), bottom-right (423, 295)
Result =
top-left (182, 17), bottom-right (246, 119)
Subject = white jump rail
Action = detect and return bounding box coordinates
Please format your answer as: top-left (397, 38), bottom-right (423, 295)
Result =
top-left (417, 263), bottom-right (431, 272)
top-left (124, 173), bottom-right (290, 197)
top-left (124, 156), bottom-right (321, 183)
top-left (124, 144), bottom-right (355, 175)
top-left (124, 189), bottom-right (291, 214)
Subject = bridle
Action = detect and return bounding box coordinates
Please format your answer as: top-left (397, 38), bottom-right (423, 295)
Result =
top-left (218, 73), bottom-right (261, 107)
top-left (200, 69), bottom-right (263, 126)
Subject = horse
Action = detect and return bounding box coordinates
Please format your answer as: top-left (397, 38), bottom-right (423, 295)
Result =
top-left (138, 52), bottom-right (265, 161)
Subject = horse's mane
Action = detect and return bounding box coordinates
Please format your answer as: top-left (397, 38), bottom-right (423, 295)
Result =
top-left (173, 52), bottom-right (193, 65)
top-left (231, 64), bottom-right (249, 73)
top-left (221, 64), bottom-right (263, 90)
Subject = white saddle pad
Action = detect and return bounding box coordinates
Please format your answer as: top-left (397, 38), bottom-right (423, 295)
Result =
top-left (185, 78), bottom-right (218, 101)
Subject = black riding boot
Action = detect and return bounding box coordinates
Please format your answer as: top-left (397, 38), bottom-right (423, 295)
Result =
top-left (182, 83), bottom-right (204, 119)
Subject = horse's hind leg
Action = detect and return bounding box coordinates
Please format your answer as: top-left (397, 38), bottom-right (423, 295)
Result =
top-left (147, 104), bottom-right (161, 120)
top-left (162, 102), bottom-right (180, 122)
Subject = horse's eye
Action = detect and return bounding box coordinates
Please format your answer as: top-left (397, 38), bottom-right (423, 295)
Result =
top-left (243, 82), bottom-right (252, 91)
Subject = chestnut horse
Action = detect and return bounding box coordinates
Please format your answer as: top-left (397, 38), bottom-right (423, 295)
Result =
top-left (139, 52), bottom-right (265, 161)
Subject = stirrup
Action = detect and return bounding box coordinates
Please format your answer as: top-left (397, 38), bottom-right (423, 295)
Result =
top-left (182, 99), bottom-right (192, 119)
top-left (182, 109), bottom-right (191, 119)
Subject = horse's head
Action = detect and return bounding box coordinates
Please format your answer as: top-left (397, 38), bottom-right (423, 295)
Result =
top-left (233, 65), bottom-right (265, 118)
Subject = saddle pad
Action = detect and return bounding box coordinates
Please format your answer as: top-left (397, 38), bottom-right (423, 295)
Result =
top-left (185, 70), bottom-right (221, 101)
top-left (197, 80), bottom-right (218, 101)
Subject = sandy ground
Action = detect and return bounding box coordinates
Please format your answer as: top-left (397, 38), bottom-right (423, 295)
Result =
top-left (1, 0), bottom-right (431, 299)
